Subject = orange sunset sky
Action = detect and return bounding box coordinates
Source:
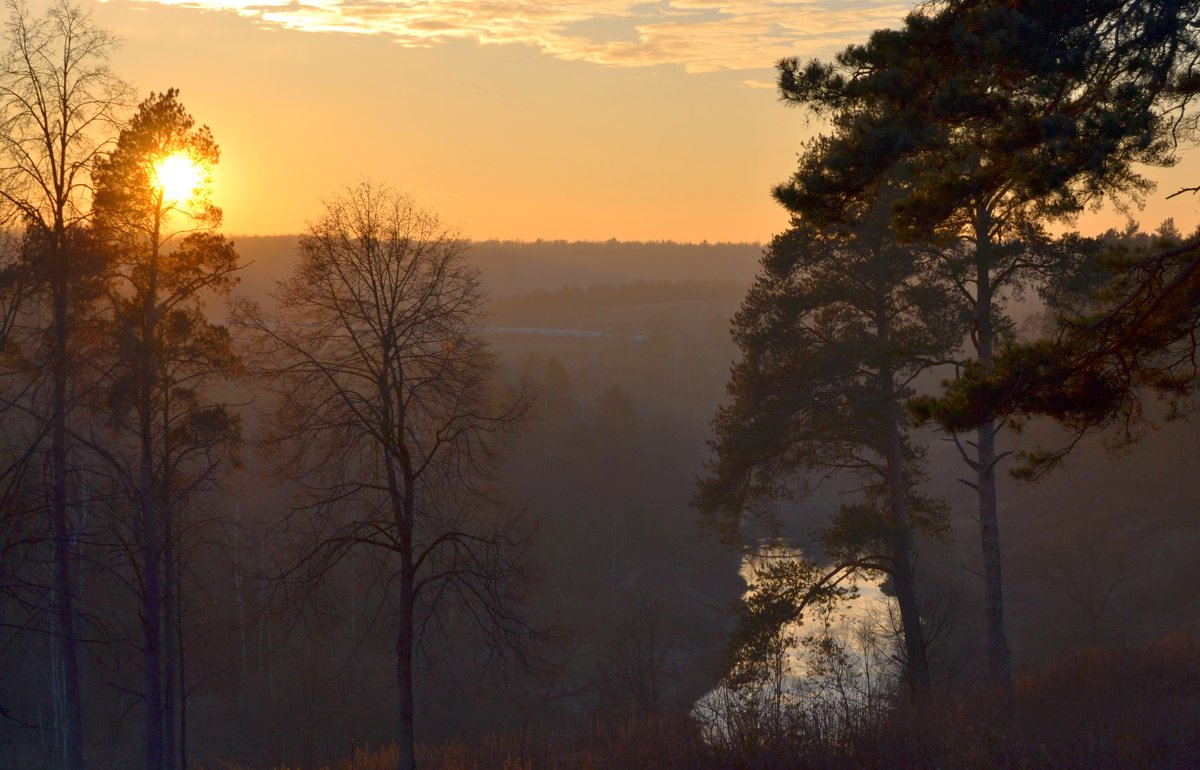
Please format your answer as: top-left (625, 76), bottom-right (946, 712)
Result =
top-left (76, 0), bottom-right (1200, 242)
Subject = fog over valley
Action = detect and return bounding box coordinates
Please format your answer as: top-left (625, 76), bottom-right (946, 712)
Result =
top-left (2, 2), bottom-right (1199, 769)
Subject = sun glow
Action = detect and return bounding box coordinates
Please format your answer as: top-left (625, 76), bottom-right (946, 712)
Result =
top-left (153, 153), bottom-right (203, 204)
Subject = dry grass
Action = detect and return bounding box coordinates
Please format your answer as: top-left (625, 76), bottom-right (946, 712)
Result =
top-left (203, 633), bottom-right (1200, 770)
top-left (856, 632), bottom-right (1200, 770)
top-left (411, 713), bottom-right (711, 770)
top-left (202, 713), bottom-right (710, 770)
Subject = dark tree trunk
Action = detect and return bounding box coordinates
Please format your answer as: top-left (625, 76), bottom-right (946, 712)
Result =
top-left (163, 499), bottom-right (177, 770)
top-left (975, 420), bottom-right (1013, 694)
top-left (177, 549), bottom-right (188, 770)
top-left (973, 216), bottom-right (1014, 698)
top-left (141, 242), bottom-right (164, 770)
top-left (177, 590), bottom-right (187, 770)
top-left (51, 256), bottom-right (85, 770)
top-left (385, 345), bottom-right (418, 770)
top-left (875, 286), bottom-right (931, 701)
top-left (883, 422), bottom-right (931, 700)
top-left (396, 565), bottom-right (416, 770)
top-left (140, 445), bottom-right (163, 770)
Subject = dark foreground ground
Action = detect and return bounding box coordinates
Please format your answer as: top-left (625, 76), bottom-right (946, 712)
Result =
top-left (204, 632), bottom-right (1200, 770)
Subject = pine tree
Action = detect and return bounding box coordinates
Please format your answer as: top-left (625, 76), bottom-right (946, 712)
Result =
top-left (771, 0), bottom-right (1198, 695)
top-left (697, 201), bottom-right (957, 700)
top-left (91, 89), bottom-right (240, 770)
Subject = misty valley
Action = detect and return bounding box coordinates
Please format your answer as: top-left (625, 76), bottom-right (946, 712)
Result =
top-left (2, 1), bottom-right (1200, 770)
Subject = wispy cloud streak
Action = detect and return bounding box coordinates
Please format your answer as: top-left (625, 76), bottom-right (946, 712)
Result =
top-left (111, 0), bottom-right (908, 72)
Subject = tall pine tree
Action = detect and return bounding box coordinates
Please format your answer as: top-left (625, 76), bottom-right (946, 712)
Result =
top-left (91, 90), bottom-right (240, 770)
top-left (771, 0), bottom-right (1197, 695)
top-left (697, 199), bottom-right (958, 700)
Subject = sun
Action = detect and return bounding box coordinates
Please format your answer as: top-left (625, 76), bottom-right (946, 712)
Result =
top-left (153, 153), bottom-right (203, 204)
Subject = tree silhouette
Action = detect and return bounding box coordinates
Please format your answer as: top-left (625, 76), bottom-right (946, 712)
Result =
top-left (238, 183), bottom-right (533, 770)
top-left (91, 89), bottom-right (240, 770)
top-left (0, 228), bottom-right (37, 506)
top-left (0, 2), bottom-right (128, 765)
top-left (914, 222), bottom-right (1200, 478)
top-left (696, 202), bottom-right (957, 700)
top-left (772, 0), bottom-right (1198, 696)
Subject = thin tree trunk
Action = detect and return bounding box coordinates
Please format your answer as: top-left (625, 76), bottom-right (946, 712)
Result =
top-left (177, 550), bottom-right (188, 770)
top-left (262, 531), bottom-right (274, 697)
top-left (384, 340), bottom-right (417, 770)
top-left (141, 234), bottom-right (165, 770)
top-left (875, 285), bottom-right (931, 701)
top-left (883, 421), bottom-right (931, 699)
top-left (162, 391), bottom-right (178, 770)
top-left (233, 504), bottom-right (247, 682)
top-left (37, 641), bottom-right (53, 764)
top-left (140, 438), bottom-right (163, 770)
top-left (52, 242), bottom-right (85, 770)
top-left (975, 420), bottom-right (1012, 694)
top-left (396, 565), bottom-right (416, 770)
top-left (394, 458), bottom-right (417, 770)
top-left (973, 215), bottom-right (1014, 698)
top-left (163, 497), bottom-right (177, 770)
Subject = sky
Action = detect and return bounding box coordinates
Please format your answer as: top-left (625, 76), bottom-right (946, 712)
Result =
top-left (75, 0), bottom-right (1200, 241)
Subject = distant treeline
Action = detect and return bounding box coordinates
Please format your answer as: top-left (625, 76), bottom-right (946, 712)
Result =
top-left (233, 236), bottom-right (763, 300)
top-left (488, 281), bottom-right (748, 329)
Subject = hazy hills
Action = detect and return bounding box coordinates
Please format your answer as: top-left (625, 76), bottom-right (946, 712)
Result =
top-left (231, 235), bottom-right (764, 301)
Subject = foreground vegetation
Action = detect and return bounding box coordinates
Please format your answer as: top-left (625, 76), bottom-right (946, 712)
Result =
top-left (201, 634), bottom-right (1200, 770)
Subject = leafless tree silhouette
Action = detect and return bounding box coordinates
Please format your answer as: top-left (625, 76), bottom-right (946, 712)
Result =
top-left (238, 182), bottom-right (534, 770)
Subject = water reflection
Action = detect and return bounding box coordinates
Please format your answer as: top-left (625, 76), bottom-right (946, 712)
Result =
top-left (693, 542), bottom-right (898, 740)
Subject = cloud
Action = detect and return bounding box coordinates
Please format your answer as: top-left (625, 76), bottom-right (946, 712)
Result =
top-left (112, 0), bottom-right (909, 72)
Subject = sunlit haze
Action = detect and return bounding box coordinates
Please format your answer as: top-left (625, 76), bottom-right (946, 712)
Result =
top-left (153, 153), bottom-right (203, 205)
top-left (88, 0), bottom-right (1199, 241)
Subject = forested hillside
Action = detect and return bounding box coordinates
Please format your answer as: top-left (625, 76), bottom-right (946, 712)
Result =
top-left (2, 1), bottom-right (1199, 769)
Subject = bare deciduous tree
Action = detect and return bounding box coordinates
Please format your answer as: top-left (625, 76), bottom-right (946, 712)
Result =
top-left (238, 182), bottom-right (533, 770)
top-left (0, 3), bottom-right (128, 766)
top-left (602, 597), bottom-right (677, 714)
